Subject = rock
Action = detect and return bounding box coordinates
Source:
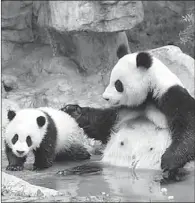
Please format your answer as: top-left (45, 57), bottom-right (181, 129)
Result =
top-left (1, 1), bottom-right (34, 43)
top-left (49, 31), bottom-right (130, 74)
top-left (2, 1), bottom-right (144, 75)
top-left (31, 1), bottom-right (144, 72)
top-left (36, 1), bottom-right (144, 32)
top-left (1, 41), bottom-right (15, 66)
top-left (2, 172), bottom-right (65, 200)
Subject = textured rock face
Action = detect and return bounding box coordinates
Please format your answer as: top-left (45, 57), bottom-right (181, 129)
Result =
top-left (2, 1), bottom-right (144, 73)
top-left (45, 29), bottom-right (130, 73)
top-left (36, 1), bottom-right (144, 32)
top-left (32, 1), bottom-right (142, 72)
top-left (1, 1), bottom-right (34, 43)
top-left (2, 172), bottom-right (65, 201)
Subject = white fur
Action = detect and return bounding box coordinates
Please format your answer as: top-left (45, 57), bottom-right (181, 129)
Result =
top-left (5, 107), bottom-right (90, 158)
top-left (102, 52), bottom-right (183, 107)
top-left (39, 107), bottom-right (89, 154)
top-left (102, 118), bottom-right (172, 170)
top-left (144, 105), bottom-right (168, 129)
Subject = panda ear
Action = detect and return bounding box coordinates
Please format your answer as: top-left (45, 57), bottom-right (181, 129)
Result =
top-left (37, 116), bottom-right (46, 127)
top-left (116, 44), bottom-right (129, 59)
top-left (136, 52), bottom-right (152, 69)
top-left (8, 110), bottom-right (16, 121)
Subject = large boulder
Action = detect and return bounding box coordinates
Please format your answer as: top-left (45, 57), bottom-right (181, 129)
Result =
top-left (31, 1), bottom-right (144, 72)
top-left (2, 1), bottom-right (144, 75)
top-left (2, 172), bottom-right (66, 202)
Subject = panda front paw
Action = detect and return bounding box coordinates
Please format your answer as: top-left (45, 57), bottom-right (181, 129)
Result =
top-left (161, 149), bottom-right (187, 171)
top-left (6, 165), bottom-right (24, 171)
top-left (161, 168), bottom-right (189, 185)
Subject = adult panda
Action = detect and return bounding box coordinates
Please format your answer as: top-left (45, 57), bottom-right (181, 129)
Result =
top-left (4, 107), bottom-right (92, 171)
top-left (60, 44), bottom-right (194, 179)
top-left (102, 44), bottom-right (195, 174)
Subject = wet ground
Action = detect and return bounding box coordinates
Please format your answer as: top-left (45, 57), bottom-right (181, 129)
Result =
top-left (2, 152), bottom-right (194, 202)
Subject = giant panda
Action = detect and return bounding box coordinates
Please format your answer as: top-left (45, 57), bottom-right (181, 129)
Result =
top-left (60, 44), bottom-right (194, 180)
top-left (4, 107), bottom-right (92, 171)
top-left (102, 44), bottom-right (195, 174)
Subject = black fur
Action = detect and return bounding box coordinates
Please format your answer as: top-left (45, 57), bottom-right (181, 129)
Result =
top-left (33, 111), bottom-right (57, 170)
top-left (5, 142), bottom-right (26, 171)
top-left (155, 85), bottom-right (195, 172)
top-left (55, 144), bottom-right (91, 162)
top-left (115, 79), bottom-right (124, 93)
top-left (7, 110), bottom-right (16, 121)
top-left (37, 116), bottom-right (46, 127)
top-left (61, 104), bottom-right (118, 144)
top-left (136, 52), bottom-right (153, 69)
top-left (33, 111), bottom-right (90, 170)
top-left (116, 44), bottom-right (129, 59)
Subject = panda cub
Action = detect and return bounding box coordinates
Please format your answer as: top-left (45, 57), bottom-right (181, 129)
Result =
top-left (102, 44), bottom-right (195, 173)
top-left (4, 107), bottom-right (91, 171)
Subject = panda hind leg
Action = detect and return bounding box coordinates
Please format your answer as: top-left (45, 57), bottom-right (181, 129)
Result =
top-left (55, 144), bottom-right (91, 162)
top-left (5, 142), bottom-right (26, 171)
top-left (33, 145), bottom-right (56, 170)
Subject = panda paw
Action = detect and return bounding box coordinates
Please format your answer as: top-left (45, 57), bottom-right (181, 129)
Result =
top-left (161, 168), bottom-right (189, 185)
top-left (6, 165), bottom-right (24, 171)
top-left (161, 150), bottom-right (182, 172)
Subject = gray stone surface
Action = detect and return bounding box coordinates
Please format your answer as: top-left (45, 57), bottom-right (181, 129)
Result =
top-left (35, 1), bottom-right (144, 32)
top-left (2, 172), bottom-right (67, 201)
top-left (1, 1), bottom-right (34, 43)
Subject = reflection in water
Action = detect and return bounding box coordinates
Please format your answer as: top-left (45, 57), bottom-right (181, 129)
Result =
top-left (26, 158), bottom-right (194, 202)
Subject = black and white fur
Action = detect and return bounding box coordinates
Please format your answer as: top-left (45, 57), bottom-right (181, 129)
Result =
top-left (5, 107), bottom-right (91, 171)
top-left (102, 44), bottom-right (195, 173)
top-left (61, 44), bottom-right (194, 177)
top-left (61, 104), bottom-right (172, 170)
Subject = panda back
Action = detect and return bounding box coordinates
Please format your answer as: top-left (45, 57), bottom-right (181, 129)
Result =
top-left (39, 107), bottom-right (86, 153)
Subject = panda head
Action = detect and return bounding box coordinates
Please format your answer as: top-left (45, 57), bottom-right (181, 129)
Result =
top-left (102, 44), bottom-right (182, 107)
top-left (5, 109), bottom-right (48, 158)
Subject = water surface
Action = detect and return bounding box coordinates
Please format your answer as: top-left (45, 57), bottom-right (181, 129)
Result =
top-left (3, 154), bottom-right (194, 202)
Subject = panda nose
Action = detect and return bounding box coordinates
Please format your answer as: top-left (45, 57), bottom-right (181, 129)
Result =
top-left (104, 98), bottom-right (109, 101)
top-left (16, 150), bottom-right (24, 155)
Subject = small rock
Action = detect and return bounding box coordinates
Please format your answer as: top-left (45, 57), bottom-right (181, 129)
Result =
top-left (168, 196), bottom-right (174, 200)
top-left (161, 187), bottom-right (167, 195)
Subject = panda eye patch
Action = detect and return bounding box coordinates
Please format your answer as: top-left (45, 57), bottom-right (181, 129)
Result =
top-left (115, 80), bottom-right (124, 92)
top-left (12, 134), bottom-right (18, 145)
top-left (26, 136), bottom-right (32, 147)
